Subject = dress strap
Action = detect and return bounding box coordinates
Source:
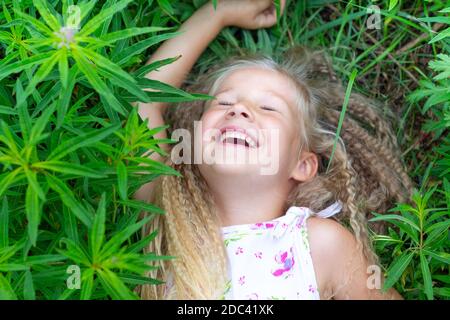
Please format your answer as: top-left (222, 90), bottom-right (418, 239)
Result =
top-left (312, 201), bottom-right (343, 219)
top-left (271, 201), bottom-right (342, 240)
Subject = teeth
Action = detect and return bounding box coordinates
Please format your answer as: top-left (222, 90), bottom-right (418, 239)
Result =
top-left (220, 130), bottom-right (257, 148)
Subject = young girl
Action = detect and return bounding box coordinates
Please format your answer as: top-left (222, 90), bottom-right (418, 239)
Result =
top-left (135, 0), bottom-right (412, 300)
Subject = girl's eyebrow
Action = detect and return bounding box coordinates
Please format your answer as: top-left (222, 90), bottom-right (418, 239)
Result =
top-left (214, 88), bottom-right (234, 97)
top-left (261, 90), bottom-right (291, 108)
top-left (213, 88), bottom-right (292, 109)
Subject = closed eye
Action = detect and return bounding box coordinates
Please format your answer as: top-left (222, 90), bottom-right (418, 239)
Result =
top-left (260, 105), bottom-right (276, 111)
top-left (218, 101), bottom-right (234, 106)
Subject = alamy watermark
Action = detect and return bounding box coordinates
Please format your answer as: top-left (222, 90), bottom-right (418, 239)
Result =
top-left (170, 121), bottom-right (281, 175)
top-left (367, 4), bottom-right (382, 30)
top-left (66, 265), bottom-right (81, 290)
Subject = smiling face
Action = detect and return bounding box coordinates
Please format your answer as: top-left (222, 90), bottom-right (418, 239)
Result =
top-left (195, 66), bottom-right (311, 182)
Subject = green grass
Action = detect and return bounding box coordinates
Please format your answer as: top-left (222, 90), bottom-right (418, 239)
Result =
top-left (0, 0), bottom-right (448, 300)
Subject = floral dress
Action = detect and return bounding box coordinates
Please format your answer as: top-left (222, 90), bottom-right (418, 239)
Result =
top-left (219, 201), bottom-right (342, 300)
top-left (162, 201), bottom-right (342, 300)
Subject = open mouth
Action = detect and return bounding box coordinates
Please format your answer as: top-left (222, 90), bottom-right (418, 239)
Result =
top-left (219, 130), bottom-right (258, 148)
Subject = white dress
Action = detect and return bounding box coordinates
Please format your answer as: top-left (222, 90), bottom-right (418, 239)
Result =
top-left (219, 201), bottom-right (342, 300)
top-left (163, 201), bottom-right (342, 300)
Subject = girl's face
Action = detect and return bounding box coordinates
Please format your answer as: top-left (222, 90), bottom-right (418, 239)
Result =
top-left (196, 67), bottom-right (315, 182)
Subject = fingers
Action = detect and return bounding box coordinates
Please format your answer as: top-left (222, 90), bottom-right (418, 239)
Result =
top-left (255, 9), bottom-right (277, 28)
top-left (262, 0), bottom-right (286, 22)
top-left (255, 0), bottom-right (285, 28)
top-left (254, 0), bottom-right (275, 11)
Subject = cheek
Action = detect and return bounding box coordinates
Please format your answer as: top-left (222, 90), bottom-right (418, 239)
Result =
top-left (197, 111), bottom-right (221, 143)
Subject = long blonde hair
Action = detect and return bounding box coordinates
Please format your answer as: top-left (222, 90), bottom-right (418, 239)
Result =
top-left (139, 47), bottom-right (413, 300)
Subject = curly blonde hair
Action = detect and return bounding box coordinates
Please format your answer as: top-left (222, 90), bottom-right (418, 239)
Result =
top-left (138, 47), bottom-right (413, 300)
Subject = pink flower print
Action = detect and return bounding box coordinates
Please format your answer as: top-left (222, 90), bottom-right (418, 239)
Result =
top-left (254, 251), bottom-right (263, 259)
top-left (235, 246), bottom-right (244, 255)
top-left (271, 247), bottom-right (295, 277)
top-left (238, 276), bottom-right (246, 286)
top-left (246, 293), bottom-right (259, 300)
top-left (295, 215), bottom-right (306, 229)
top-left (308, 284), bottom-right (316, 293)
top-left (250, 221), bottom-right (278, 230)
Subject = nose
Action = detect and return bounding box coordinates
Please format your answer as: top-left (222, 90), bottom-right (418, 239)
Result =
top-left (225, 102), bottom-right (254, 121)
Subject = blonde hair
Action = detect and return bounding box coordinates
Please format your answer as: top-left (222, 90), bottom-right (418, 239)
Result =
top-left (139, 47), bottom-right (413, 300)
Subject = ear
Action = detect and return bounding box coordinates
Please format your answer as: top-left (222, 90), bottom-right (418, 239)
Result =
top-left (290, 151), bottom-right (318, 182)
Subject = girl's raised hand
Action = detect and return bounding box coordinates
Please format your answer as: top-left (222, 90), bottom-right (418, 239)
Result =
top-left (216, 0), bottom-right (286, 29)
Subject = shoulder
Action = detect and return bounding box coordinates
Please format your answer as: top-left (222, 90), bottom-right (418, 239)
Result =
top-left (306, 216), bottom-right (357, 264)
top-left (306, 217), bottom-right (356, 298)
top-left (306, 216), bottom-right (404, 300)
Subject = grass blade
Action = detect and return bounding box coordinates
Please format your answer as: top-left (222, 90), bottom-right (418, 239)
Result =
top-left (326, 69), bottom-right (357, 172)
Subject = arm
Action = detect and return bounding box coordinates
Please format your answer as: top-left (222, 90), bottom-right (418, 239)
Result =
top-left (308, 217), bottom-right (404, 300)
top-left (134, 0), bottom-right (285, 201)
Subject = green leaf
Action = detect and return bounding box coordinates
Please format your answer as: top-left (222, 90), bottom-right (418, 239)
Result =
top-left (0, 274), bottom-right (17, 300)
top-left (89, 193), bottom-right (106, 259)
top-left (137, 78), bottom-right (193, 98)
top-left (80, 268), bottom-right (94, 300)
top-left (24, 254), bottom-right (67, 265)
top-left (0, 263), bottom-right (29, 272)
top-left (72, 46), bottom-right (128, 116)
top-left (33, 161), bottom-right (107, 178)
top-left (0, 197), bottom-right (8, 248)
top-left (16, 79), bottom-right (31, 140)
top-left (33, 0), bottom-right (61, 31)
top-left (47, 123), bottom-right (120, 161)
top-left (0, 52), bottom-right (53, 82)
top-left (369, 214), bottom-right (421, 232)
top-left (126, 156), bottom-right (181, 176)
top-left (25, 183), bottom-right (41, 246)
top-left (423, 250), bottom-right (450, 265)
top-left (388, 0), bottom-right (399, 11)
top-left (384, 251), bottom-right (414, 291)
top-left (114, 32), bottom-right (180, 65)
top-left (117, 199), bottom-right (165, 215)
top-left (24, 167), bottom-right (46, 201)
top-left (0, 120), bottom-right (21, 157)
top-left (29, 101), bottom-right (57, 146)
top-left (97, 268), bottom-right (138, 300)
top-left (117, 161), bottom-right (128, 201)
top-left (127, 229), bottom-right (159, 254)
top-left (429, 27), bottom-right (450, 44)
top-left (425, 219), bottom-right (450, 234)
top-left (13, 11), bottom-right (54, 36)
top-left (46, 175), bottom-right (93, 227)
top-left (59, 47), bottom-right (69, 89)
top-left (24, 50), bottom-right (60, 99)
top-left (117, 273), bottom-right (164, 286)
top-left (78, 0), bottom-right (133, 37)
top-left (419, 252), bottom-right (433, 300)
top-left (62, 205), bottom-right (79, 242)
top-left (24, 270), bottom-right (36, 300)
top-left (434, 287), bottom-right (450, 298)
top-left (97, 26), bottom-right (168, 44)
top-left (99, 216), bottom-right (151, 260)
top-left (133, 56), bottom-right (180, 78)
top-left (0, 168), bottom-right (23, 198)
top-left (57, 238), bottom-right (90, 266)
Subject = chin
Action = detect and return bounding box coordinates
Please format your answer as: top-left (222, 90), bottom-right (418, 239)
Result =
top-left (205, 162), bottom-right (262, 176)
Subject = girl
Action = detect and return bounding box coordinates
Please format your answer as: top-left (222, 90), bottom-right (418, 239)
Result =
top-left (135, 0), bottom-right (411, 300)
